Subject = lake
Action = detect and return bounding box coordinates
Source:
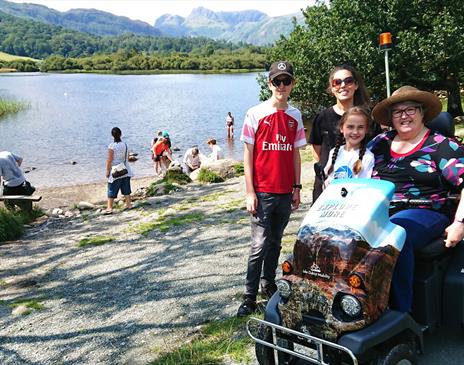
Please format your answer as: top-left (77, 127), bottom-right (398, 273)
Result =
top-left (0, 72), bottom-right (261, 188)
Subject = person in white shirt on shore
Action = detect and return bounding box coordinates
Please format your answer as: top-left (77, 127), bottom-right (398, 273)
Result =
top-left (207, 138), bottom-right (222, 160)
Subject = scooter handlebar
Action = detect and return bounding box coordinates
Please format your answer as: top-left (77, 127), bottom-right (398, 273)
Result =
top-left (390, 195), bottom-right (459, 208)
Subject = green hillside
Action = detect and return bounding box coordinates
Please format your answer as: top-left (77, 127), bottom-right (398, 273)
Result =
top-left (0, 10), bottom-right (247, 60)
top-left (0, 0), bottom-right (160, 37)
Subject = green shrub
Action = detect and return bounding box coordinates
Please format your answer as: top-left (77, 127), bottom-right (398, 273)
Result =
top-left (0, 208), bottom-right (24, 242)
top-left (0, 98), bottom-right (29, 118)
top-left (233, 162), bottom-right (244, 176)
top-left (164, 169), bottom-right (192, 185)
top-left (0, 206), bottom-right (44, 243)
top-left (78, 236), bottom-right (114, 247)
top-left (198, 168), bottom-right (224, 183)
top-left (146, 169), bottom-right (192, 197)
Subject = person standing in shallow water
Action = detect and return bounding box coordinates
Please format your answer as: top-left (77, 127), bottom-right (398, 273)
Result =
top-left (226, 111), bottom-right (234, 138)
top-left (237, 60), bottom-right (307, 317)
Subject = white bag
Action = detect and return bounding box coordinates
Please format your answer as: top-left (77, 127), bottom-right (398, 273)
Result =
top-left (111, 163), bottom-right (128, 178)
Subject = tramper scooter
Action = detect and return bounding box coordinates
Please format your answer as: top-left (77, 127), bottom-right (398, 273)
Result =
top-left (247, 113), bottom-right (464, 365)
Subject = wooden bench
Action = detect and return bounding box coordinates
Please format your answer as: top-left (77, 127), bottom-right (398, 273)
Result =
top-left (0, 195), bottom-right (42, 202)
top-left (0, 195), bottom-right (42, 213)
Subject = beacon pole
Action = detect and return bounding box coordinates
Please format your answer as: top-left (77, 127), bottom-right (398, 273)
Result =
top-left (379, 32), bottom-right (392, 97)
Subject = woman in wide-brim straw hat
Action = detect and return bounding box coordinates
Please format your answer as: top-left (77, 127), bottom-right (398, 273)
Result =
top-left (368, 85), bottom-right (464, 313)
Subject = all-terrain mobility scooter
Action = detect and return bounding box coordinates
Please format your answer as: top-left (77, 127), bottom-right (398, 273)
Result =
top-left (247, 116), bottom-right (464, 364)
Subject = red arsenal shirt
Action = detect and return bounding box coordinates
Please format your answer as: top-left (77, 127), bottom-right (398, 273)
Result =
top-left (241, 99), bottom-right (307, 193)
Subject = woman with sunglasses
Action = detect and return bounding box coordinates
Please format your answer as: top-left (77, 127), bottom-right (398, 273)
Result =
top-left (309, 64), bottom-right (371, 202)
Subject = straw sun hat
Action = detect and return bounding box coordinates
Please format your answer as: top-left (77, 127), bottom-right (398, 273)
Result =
top-left (372, 86), bottom-right (442, 126)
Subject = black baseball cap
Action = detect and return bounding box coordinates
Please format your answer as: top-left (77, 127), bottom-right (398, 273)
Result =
top-left (268, 61), bottom-right (294, 80)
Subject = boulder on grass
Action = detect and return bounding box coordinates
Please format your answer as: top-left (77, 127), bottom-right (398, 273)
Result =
top-left (190, 159), bottom-right (237, 181)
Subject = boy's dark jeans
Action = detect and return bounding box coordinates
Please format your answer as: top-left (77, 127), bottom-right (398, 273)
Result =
top-left (244, 192), bottom-right (292, 300)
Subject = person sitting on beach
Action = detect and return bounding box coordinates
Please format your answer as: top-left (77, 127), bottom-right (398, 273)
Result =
top-left (226, 112), bottom-right (235, 138)
top-left (182, 146), bottom-right (202, 174)
top-left (207, 138), bottom-right (222, 160)
top-left (152, 131), bottom-right (173, 174)
top-left (0, 151), bottom-right (36, 210)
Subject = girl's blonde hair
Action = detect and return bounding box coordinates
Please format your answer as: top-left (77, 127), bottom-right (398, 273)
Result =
top-left (327, 106), bottom-right (372, 176)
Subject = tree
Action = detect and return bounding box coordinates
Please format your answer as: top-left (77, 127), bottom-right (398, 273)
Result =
top-left (268, 0), bottom-right (463, 117)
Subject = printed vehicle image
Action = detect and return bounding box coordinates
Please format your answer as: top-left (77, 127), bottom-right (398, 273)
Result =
top-left (247, 163), bottom-right (464, 365)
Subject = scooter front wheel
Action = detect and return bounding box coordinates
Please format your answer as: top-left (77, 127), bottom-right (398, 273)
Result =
top-left (374, 343), bottom-right (417, 365)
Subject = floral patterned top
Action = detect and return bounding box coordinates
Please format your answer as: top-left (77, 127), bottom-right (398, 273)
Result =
top-left (368, 129), bottom-right (464, 216)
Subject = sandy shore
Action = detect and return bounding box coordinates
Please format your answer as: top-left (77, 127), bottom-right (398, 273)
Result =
top-left (35, 176), bottom-right (157, 210)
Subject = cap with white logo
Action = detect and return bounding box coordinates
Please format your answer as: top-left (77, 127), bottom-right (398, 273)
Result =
top-left (268, 61), bottom-right (294, 80)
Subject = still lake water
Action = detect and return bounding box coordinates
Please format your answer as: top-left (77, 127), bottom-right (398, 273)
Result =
top-left (0, 72), bottom-right (261, 187)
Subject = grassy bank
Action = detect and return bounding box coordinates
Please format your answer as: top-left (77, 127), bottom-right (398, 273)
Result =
top-left (0, 207), bottom-right (43, 242)
top-left (151, 317), bottom-right (253, 365)
top-left (0, 98), bottom-right (29, 118)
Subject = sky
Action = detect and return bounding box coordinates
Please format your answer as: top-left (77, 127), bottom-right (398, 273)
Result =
top-left (9, 0), bottom-right (313, 25)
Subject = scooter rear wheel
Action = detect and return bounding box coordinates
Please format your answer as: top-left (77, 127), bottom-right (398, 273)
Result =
top-left (375, 343), bottom-right (417, 365)
top-left (255, 323), bottom-right (295, 365)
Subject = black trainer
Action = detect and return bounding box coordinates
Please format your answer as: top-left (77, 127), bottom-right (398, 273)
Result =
top-left (237, 298), bottom-right (257, 317)
top-left (260, 282), bottom-right (277, 300)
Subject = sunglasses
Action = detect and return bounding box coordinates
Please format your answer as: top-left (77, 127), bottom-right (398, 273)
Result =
top-left (331, 76), bottom-right (355, 88)
top-left (271, 77), bottom-right (293, 87)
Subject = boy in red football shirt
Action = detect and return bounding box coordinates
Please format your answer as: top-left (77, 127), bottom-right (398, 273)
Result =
top-left (238, 61), bottom-right (307, 316)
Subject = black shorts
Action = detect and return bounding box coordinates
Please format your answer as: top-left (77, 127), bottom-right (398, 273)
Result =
top-left (3, 181), bottom-right (35, 196)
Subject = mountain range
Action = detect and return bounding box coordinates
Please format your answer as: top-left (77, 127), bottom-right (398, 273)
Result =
top-left (0, 0), bottom-right (304, 45)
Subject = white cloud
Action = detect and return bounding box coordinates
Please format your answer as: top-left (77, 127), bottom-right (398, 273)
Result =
top-left (9, 0), bottom-right (313, 24)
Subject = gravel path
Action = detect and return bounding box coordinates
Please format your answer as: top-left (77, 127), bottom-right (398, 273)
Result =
top-left (0, 166), bottom-right (315, 365)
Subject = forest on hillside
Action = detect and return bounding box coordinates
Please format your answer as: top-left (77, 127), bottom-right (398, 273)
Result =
top-left (0, 10), bottom-right (267, 72)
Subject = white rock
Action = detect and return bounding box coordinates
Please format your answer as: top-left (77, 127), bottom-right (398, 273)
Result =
top-left (164, 208), bottom-right (177, 216)
top-left (52, 208), bottom-right (63, 216)
top-left (78, 201), bottom-right (95, 210)
top-left (12, 305), bottom-right (30, 316)
top-left (64, 211), bottom-right (74, 218)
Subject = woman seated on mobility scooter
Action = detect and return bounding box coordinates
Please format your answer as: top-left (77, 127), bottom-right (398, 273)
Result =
top-left (369, 86), bottom-right (464, 313)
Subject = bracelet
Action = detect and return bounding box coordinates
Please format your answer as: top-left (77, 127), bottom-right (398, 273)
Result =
top-left (293, 184), bottom-right (302, 189)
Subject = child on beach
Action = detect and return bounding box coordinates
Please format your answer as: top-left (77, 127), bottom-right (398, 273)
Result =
top-left (207, 138), bottom-right (222, 160)
top-left (323, 106), bottom-right (375, 186)
top-left (152, 131), bottom-right (173, 175)
top-left (151, 130), bottom-right (163, 174)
